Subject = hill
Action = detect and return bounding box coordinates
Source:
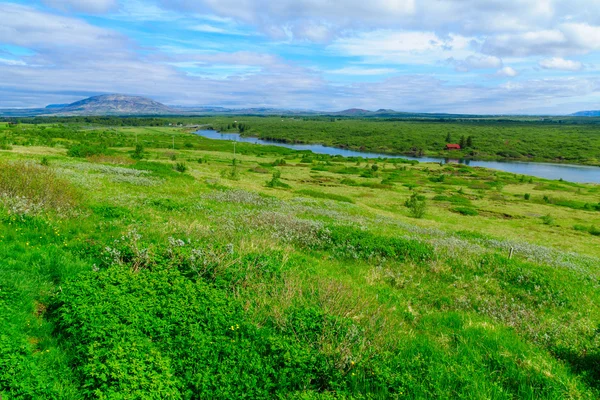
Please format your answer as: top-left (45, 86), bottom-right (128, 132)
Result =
top-left (53, 94), bottom-right (174, 115)
top-left (572, 110), bottom-right (600, 117)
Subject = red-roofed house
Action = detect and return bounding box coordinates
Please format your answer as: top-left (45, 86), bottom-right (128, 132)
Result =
top-left (445, 144), bottom-right (461, 150)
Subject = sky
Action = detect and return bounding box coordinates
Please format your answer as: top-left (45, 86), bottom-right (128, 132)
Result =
top-left (1, 0), bottom-right (600, 114)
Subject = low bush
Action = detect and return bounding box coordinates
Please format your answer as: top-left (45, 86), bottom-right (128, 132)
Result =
top-left (53, 245), bottom-right (365, 399)
top-left (67, 144), bottom-right (110, 158)
top-left (451, 207), bottom-right (479, 216)
top-left (0, 161), bottom-right (79, 215)
top-left (324, 225), bottom-right (434, 264)
top-left (541, 214), bottom-right (555, 225)
top-left (266, 170), bottom-right (290, 189)
top-left (405, 192), bottom-right (427, 218)
top-left (174, 162), bottom-right (187, 173)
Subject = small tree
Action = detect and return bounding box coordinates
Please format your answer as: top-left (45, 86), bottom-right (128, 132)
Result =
top-left (266, 170), bottom-right (290, 188)
top-left (466, 136), bottom-right (473, 148)
top-left (445, 133), bottom-right (452, 143)
top-left (405, 192), bottom-right (427, 218)
top-left (132, 144), bottom-right (144, 160)
top-left (459, 135), bottom-right (466, 148)
top-left (221, 158), bottom-right (240, 180)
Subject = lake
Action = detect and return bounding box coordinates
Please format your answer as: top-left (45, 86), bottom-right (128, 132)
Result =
top-left (194, 130), bottom-right (600, 184)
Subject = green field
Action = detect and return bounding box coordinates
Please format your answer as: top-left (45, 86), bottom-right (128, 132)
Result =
top-left (8, 115), bottom-right (600, 165)
top-left (1, 120), bottom-right (600, 399)
top-left (209, 116), bottom-right (600, 165)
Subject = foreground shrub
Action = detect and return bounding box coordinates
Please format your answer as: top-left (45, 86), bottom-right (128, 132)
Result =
top-left (174, 162), bottom-right (187, 173)
top-left (405, 192), bottom-right (427, 218)
top-left (54, 255), bottom-right (352, 398)
top-left (0, 161), bottom-right (79, 215)
top-left (67, 144), bottom-right (110, 158)
top-left (266, 170), bottom-right (290, 189)
top-left (324, 225), bottom-right (434, 264)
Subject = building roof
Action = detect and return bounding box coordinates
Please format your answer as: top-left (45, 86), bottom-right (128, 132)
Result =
top-left (446, 143), bottom-right (461, 149)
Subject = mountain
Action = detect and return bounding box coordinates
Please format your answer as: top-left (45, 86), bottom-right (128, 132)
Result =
top-left (571, 110), bottom-right (600, 117)
top-left (332, 108), bottom-right (373, 116)
top-left (45, 103), bottom-right (70, 109)
top-left (53, 94), bottom-right (174, 115)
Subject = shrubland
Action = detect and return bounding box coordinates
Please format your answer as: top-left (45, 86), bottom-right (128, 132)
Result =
top-left (0, 120), bottom-right (599, 399)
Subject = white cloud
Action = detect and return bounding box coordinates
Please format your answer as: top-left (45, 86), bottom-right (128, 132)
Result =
top-left (0, 4), bottom-right (125, 50)
top-left (539, 57), bottom-right (583, 71)
top-left (482, 23), bottom-right (600, 57)
top-left (496, 66), bottom-right (519, 77)
top-left (42, 0), bottom-right (117, 13)
top-left (0, 58), bottom-right (27, 66)
top-left (451, 55), bottom-right (503, 72)
top-left (329, 30), bottom-right (473, 64)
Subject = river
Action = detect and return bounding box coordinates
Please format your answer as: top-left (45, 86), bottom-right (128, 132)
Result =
top-left (193, 130), bottom-right (600, 184)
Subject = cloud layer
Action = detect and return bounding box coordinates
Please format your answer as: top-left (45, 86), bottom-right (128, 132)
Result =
top-left (1, 1), bottom-right (599, 113)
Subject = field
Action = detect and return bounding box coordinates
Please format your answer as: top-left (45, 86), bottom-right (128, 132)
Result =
top-left (1, 120), bottom-right (600, 399)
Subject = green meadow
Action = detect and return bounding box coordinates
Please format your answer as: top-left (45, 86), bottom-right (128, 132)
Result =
top-left (1, 120), bottom-right (600, 399)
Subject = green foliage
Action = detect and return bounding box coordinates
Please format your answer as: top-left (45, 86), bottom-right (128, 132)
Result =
top-left (2, 118), bottom-right (600, 399)
top-left (324, 225), bottom-right (434, 263)
top-left (131, 144), bottom-right (144, 160)
top-left (221, 158), bottom-right (240, 180)
top-left (524, 193), bottom-right (531, 200)
top-left (295, 189), bottom-right (354, 203)
top-left (451, 206), bottom-right (479, 216)
top-left (174, 162), bottom-right (187, 173)
top-left (266, 170), bottom-right (290, 189)
top-left (541, 214), bottom-right (555, 225)
top-left (0, 160), bottom-right (80, 214)
top-left (405, 192), bottom-right (427, 218)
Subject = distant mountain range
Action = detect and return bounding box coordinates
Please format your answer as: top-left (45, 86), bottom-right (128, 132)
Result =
top-left (1, 93), bottom-right (599, 118)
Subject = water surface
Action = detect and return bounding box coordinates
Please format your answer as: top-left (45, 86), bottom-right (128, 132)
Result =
top-left (194, 130), bottom-right (600, 184)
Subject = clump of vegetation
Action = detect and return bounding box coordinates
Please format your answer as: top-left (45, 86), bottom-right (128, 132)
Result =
top-left (131, 144), bottom-right (145, 160)
top-left (405, 192), bottom-right (427, 218)
top-left (266, 170), bottom-right (290, 189)
top-left (174, 162), bottom-right (187, 173)
top-left (221, 158), bottom-right (240, 180)
top-left (451, 206), bottom-right (479, 216)
top-left (541, 214), bottom-right (555, 225)
top-left (0, 161), bottom-right (79, 215)
top-left (574, 224), bottom-right (600, 236)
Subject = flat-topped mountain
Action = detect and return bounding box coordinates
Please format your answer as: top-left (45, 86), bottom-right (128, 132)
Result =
top-left (53, 94), bottom-right (174, 115)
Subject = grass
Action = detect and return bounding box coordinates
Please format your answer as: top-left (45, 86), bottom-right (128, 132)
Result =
top-left (296, 189), bottom-right (355, 203)
top-left (1, 120), bottom-right (600, 398)
top-left (0, 160), bottom-right (80, 215)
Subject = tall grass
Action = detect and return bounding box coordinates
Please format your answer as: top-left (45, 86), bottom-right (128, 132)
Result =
top-left (0, 161), bottom-right (80, 215)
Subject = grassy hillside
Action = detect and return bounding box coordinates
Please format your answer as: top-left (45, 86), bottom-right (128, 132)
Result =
top-left (1, 121), bottom-right (599, 399)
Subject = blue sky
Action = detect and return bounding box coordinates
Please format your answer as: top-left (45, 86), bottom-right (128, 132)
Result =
top-left (1, 0), bottom-right (600, 113)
